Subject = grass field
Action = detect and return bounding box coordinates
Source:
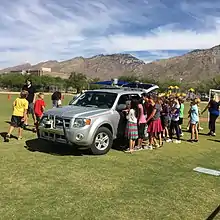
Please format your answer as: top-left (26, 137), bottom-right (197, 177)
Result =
top-left (0, 94), bottom-right (219, 220)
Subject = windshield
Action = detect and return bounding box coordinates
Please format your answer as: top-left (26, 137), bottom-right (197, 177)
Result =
top-left (70, 92), bottom-right (118, 109)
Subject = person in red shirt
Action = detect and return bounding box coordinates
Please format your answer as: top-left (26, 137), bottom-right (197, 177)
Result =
top-left (33, 93), bottom-right (46, 132)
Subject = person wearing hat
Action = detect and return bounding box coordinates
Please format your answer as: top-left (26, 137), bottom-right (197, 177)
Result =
top-left (22, 79), bottom-right (37, 127)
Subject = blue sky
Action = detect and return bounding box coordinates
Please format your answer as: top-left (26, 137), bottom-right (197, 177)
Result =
top-left (0, 0), bottom-right (219, 68)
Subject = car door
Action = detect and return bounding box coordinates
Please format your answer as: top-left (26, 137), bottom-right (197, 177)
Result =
top-left (113, 93), bottom-right (141, 138)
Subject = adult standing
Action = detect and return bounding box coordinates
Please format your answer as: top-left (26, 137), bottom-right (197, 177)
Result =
top-left (51, 91), bottom-right (62, 108)
top-left (202, 94), bottom-right (220, 136)
top-left (22, 79), bottom-right (36, 127)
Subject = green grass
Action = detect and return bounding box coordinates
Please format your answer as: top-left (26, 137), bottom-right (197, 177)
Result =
top-left (0, 94), bottom-right (219, 220)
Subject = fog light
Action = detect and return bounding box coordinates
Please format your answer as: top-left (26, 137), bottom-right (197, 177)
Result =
top-left (76, 134), bottom-right (84, 141)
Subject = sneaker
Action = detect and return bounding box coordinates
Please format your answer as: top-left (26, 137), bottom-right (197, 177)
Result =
top-left (5, 134), bottom-right (10, 142)
top-left (166, 139), bottom-right (172, 143)
top-left (199, 127), bottom-right (204, 130)
top-left (180, 133), bottom-right (184, 137)
top-left (142, 146), bottom-right (149, 150)
top-left (193, 139), bottom-right (199, 142)
top-left (211, 133), bottom-right (216, 137)
top-left (17, 136), bottom-right (22, 141)
top-left (173, 140), bottom-right (181, 144)
top-left (148, 145), bottom-right (153, 150)
top-left (134, 146), bottom-right (142, 151)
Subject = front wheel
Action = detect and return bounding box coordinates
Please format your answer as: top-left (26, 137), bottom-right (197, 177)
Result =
top-left (90, 127), bottom-right (113, 155)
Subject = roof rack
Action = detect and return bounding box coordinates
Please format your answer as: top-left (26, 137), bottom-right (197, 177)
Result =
top-left (99, 85), bottom-right (122, 89)
top-left (123, 87), bottom-right (146, 92)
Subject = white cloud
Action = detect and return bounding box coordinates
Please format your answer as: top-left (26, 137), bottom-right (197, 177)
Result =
top-left (0, 0), bottom-right (220, 68)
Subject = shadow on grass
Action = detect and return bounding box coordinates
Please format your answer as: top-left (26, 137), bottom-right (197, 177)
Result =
top-left (0, 132), bottom-right (17, 142)
top-left (182, 129), bottom-right (211, 137)
top-left (5, 121), bottom-right (35, 132)
top-left (24, 138), bottom-right (127, 156)
top-left (207, 139), bottom-right (220, 143)
top-left (24, 139), bottom-right (89, 156)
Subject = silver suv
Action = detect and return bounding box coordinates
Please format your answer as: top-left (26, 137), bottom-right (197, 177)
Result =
top-left (38, 85), bottom-right (158, 155)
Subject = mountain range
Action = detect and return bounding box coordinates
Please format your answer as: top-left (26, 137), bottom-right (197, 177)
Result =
top-left (1, 45), bottom-right (220, 84)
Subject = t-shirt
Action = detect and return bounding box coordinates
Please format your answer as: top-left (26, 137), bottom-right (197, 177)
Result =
top-left (209, 100), bottom-right (220, 116)
top-left (138, 104), bottom-right (147, 124)
top-left (22, 85), bottom-right (36, 103)
top-left (190, 104), bottom-right (199, 122)
top-left (161, 104), bottom-right (170, 117)
top-left (34, 99), bottom-right (46, 117)
top-left (51, 91), bottom-right (61, 101)
top-left (171, 104), bottom-right (180, 121)
top-left (13, 98), bottom-right (29, 117)
top-left (145, 101), bottom-right (154, 118)
top-left (179, 103), bottom-right (184, 118)
top-left (126, 109), bottom-right (137, 123)
top-left (153, 104), bottom-right (161, 120)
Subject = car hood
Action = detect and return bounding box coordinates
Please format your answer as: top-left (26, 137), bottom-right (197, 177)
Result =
top-left (44, 105), bottom-right (110, 118)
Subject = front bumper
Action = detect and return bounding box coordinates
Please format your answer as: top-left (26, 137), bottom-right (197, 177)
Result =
top-left (38, 126), bottom-right (93, 147)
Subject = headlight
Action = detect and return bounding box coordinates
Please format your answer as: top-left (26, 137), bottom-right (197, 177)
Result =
top-left (73, 118), bottom-right (91, 128)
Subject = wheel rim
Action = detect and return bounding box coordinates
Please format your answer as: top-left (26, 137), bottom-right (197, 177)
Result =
top-left (94, 132), bottom-right (110, 151)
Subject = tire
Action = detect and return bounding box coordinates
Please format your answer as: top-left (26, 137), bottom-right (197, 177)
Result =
top-left (90, 127), bottom-right (113, 155)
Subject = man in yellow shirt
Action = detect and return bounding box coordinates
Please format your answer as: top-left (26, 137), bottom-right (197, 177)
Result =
top-left (5, 90), bottom-right (29, 142)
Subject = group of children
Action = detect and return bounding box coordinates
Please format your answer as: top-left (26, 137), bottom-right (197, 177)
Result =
top-left (5, 91), bottom-right (62, 142)
top-left (4, 90), bottom-right (203, 148)
top-left (123, 93), bottom-right (202, 153)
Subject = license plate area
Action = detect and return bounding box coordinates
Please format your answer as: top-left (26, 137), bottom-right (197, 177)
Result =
top-left (43, 132), bottom-right (66, 141)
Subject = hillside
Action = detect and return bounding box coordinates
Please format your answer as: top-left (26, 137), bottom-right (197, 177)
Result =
top-left (1, 45), bottom-right (220, 82)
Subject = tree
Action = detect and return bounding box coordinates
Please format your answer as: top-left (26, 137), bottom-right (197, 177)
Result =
top-left (89, 77), bottom-right (101, 90)
top-left (67, 72), bottom-right (88, 93)
top-left (118, 75), bottom-right (139, 82)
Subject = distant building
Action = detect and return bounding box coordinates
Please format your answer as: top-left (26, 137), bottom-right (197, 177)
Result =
top-left (10, 67), bottom-right (52, 76)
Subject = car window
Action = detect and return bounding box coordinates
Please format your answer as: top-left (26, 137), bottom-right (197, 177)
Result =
top-left (117, 95), bottom-right (130, 105)
top-left (117, 94), bottom-right (140, 105)
top-left (71, 92), bottom-right (117, 109)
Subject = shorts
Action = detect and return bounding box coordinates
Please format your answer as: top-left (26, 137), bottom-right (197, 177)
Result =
top-left (52, 100), bottom-right (58, 108)
top-left (161, 116), bottom-right (170, 128)
top-left (190, 120), bottom-right (198, 125)
top-left (10, 115), bottom-right (24, 128)
top-left (138, 123), bottom-right (146, 139)
top-left (178, 118), bottom-right (183, 125)
top-left (28, 103), bottom-right (34, 115)
top-left (35, 115), bottom-right (42, 122)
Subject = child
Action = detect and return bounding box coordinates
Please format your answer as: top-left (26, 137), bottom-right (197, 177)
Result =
top-left (197, 100), bottom-right (203, 131)
top-left (188, 99), bottom-right (199, 142)
top-left (51, 91), bottom-right (62, 108)
top-left (136, 98), bottom-right (147, 150)
top-left (5, 90), bottom-right (29, 142)
top-left (125, 100), bottom-right (139, 153)
top-left (146, 96), bottom-right (163, 149)
top-left (167, 99), bottom-right (181, 143)
top-left (34, 93), bottom-right (46, 132)
top-left (178, 98), bottom-right (185, 136)
top-left (161, 98), bottom-right (170, 141)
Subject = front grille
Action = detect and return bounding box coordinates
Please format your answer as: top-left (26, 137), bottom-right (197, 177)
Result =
top-left (41, 115), bottom-right (71, 128)
top-left (55, 117), bottom-right (71, 128)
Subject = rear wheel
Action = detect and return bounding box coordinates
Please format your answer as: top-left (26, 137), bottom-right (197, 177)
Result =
top-left (90, 127), bottom-right (113, 155)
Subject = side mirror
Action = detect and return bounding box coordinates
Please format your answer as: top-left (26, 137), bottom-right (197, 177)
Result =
top-left (116, 104), bottom-right (126, 111)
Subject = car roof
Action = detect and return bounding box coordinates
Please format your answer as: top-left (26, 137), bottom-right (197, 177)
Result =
top-left (88, 89), bottom-right (142, 95)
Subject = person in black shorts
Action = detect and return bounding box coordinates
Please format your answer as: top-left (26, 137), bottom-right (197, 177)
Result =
top-left (22, 79), bottom-right (36, 127)
top-left (5, 90), bottom-right (29, 142)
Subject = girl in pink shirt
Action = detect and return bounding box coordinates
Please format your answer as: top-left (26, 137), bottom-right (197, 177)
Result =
top-left (137, 98), bottom-right (147, 149)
